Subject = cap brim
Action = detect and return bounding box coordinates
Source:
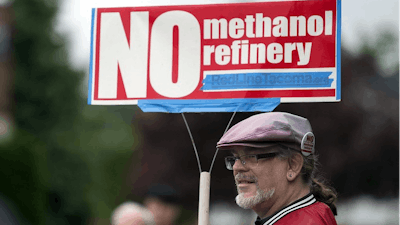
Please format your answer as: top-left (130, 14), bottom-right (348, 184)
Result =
top-left (217, 142), bottom-right (301, 152)
top-left (217, 142), bottom-right (276, 150)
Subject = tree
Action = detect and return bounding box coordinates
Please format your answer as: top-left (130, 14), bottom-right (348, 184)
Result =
top-left (2, 1), bottom-right (138, 224)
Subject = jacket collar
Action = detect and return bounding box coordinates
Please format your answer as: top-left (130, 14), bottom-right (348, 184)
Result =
top-left (255, 193), bottom-right (316, 225)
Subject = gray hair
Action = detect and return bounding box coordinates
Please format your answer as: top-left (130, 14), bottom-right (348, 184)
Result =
top-left (111, 202), bottom-right (156, 225)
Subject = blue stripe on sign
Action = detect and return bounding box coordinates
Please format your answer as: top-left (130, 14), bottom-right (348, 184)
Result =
top-left (138, 98), bottom-right (281, 113)
top-left (201, 72), bottom-right (333, 90)
top-left (87, 8), bottom-right (96, 105)
top-left (337, 0), bottom-right (342, 100)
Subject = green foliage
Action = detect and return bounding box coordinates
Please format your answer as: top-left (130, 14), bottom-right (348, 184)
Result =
top-left (72, 105), bottom-right (137, 219)
top-left (13, 0), bottom-right (81, 137)
top-left (0, 131), bottom-right (47, 224)
top-left (2, 1), bottom-right (139, 225)
top-left (361, 30), bottom-right (397, 57)
top-left (360, 29), bottom-right (399, 76)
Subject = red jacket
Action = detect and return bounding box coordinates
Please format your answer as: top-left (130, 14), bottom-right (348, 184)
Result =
top-left (256, 194), bottom-right (337, 225)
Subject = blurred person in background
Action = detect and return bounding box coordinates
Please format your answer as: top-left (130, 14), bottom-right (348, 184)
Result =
top-left (111, 202), bottom-right (155, 225)
top-left (143, 184), bottom-right (182, 225)
top-left (217, 112), bottom-right (338, 225)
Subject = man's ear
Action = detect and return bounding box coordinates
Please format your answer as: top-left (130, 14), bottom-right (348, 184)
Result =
top-left (286, 153), bottom-right (304, 181)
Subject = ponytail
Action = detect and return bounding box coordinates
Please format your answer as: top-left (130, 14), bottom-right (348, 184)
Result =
top-left (297, 150), bottom-right (338, 216)
top-left (311, 177), bottom-right (338, 215)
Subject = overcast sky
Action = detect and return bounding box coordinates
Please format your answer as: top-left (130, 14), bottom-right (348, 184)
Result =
top-left (53, 0), bottom-right (399, 71)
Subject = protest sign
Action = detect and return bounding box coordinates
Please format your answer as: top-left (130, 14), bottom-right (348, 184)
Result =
top-left (88, 0), bottom-right (341, 112)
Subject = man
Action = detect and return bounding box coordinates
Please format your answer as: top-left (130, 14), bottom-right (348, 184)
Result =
top-left (111, 202), bottom-right (155, 225)
top-left (217, 112), bottom-right (338, 225)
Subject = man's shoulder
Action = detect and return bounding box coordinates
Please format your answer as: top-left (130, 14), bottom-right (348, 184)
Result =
top-left (273, 202), bottom-right (337, 225)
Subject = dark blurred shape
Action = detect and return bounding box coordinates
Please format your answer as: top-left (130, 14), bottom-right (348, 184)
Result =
top-left (0, 5), bottom-right (13, 142)
top-left (0, 7), bottom-right (12, 57)
top-left (146, 183), bottom-right (181, 205)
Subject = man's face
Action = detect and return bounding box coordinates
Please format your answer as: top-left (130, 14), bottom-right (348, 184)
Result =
top-left (230, 146), bottom-right (288, 209)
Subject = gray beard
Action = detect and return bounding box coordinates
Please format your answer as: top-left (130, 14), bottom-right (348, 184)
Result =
top-left (235, 184), bottom-right (275, 209)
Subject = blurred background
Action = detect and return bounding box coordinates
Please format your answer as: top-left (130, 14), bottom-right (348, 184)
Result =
top-left (0, 0), bottom-right (398, 224)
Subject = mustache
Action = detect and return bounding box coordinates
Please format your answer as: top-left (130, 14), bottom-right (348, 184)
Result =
top-left (235, 173), bottom-right (258, 184)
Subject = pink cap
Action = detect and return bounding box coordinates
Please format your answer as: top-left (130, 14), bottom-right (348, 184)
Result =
top-left (217, 112), bottom-right (315, 156)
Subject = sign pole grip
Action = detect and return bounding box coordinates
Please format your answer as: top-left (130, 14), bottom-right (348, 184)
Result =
top-left (198, 171), bottom-right (211, 225)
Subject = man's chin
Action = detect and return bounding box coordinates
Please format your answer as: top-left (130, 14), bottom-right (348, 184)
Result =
top-left (235, 193), bottom-right (257, 209)
top-left (235, 188), bottom-right (275, 209)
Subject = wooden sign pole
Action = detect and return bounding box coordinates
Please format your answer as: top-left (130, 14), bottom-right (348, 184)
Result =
top-left (198, 171), bottom-right (211, 225)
